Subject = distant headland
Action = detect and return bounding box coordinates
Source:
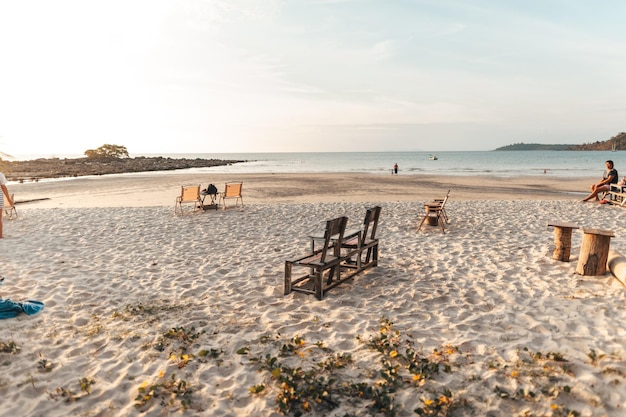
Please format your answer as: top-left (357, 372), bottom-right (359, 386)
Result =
top-left (495, 132), bottom-right (626, 151)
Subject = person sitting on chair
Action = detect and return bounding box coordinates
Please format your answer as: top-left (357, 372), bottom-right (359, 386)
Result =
top-left (582, 160), bottom-right (618, 202)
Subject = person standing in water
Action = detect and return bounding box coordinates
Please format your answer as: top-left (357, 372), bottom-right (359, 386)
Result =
top-left (393, 163), bottom-right (398, 174)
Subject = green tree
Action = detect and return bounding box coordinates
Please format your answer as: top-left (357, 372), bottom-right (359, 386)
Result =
top-left (84, 144), bottom-right (129, 159)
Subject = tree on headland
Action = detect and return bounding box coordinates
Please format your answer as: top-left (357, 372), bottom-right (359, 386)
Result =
top-left (84, 144), bottom-right (129, 160)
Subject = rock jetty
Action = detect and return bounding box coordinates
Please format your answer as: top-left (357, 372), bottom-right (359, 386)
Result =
top-left (0, 156), bottom-right (245, 182)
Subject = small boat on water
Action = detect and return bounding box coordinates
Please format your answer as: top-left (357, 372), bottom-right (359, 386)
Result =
top-left (428, 154), bottom-right (438, 160)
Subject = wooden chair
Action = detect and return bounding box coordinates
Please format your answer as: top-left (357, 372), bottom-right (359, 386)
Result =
top-left (174, 185), bottom-right (202, 215)
top-left (3, 193), bottom-right (17, 220)
top-left (285, 216), bottom-right (348, 300)
top-left (432, 189), bottom-right (450, 223)
top-left (341, 206), bottom-right (381, 272)
top-left (417, 192), bottom-right (449, 232)
top-left (218, 182), bottom-right (243, 209)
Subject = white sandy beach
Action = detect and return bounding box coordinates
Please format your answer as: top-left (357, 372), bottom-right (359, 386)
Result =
top-left (1, 172), bottom-right (626, 416)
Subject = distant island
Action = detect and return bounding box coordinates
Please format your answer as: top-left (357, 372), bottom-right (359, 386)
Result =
top-left (495, 132), bottom-right (626, 151)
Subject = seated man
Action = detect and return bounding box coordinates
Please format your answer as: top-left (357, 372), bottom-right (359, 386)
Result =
top-left (582, 160), bottom-right (618, 202)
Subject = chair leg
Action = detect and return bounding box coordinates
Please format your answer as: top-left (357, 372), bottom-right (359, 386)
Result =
top-left (364, 247), bottom-right (371, 265)
top-left (284, 262), bottom-right (292, 295)
top-left (356, 249), bottom-right (363, 270)
top-left (314, 270), bottom-right (323, 300)
top-left (438, 214), bottom-right (446, 232)
top-left (372, 244), bottom-right (378, 266)
top-left (417, 215), bottom-right (427, 231)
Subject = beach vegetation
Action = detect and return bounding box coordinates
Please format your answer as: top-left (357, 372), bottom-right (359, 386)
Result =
top-left (50, 377), bottom-right (95, 403)
top-left (245, 318), bottom-right (598, 416)
top-left (0, 340), bottom-right (20, 354)
top-left (154, 326), bottom-right (203, 352)
top-left (84, 314), bottom-right (105, 337)
top-left (587, 348), bottom-right (603, 365)
top-left (163, 326), bottom-right (202, 343)
top-left (134, 373), bottom-right (197, 412)
top-left (84, 144), bottom-right (129, 160)
top-left (250, 317), bottom-right (464, 416)
top-left (37, 354), bottom-right (54, 373)
top-left (198, 348), bottom-right (222, 359)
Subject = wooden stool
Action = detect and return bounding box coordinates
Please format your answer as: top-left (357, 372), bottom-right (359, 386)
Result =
top-left (547, 222), bottom-right (579, 262)
top-left (425, 204), bottom-right (440, 226)
top-left (576, 228), bottom-right (615, 276)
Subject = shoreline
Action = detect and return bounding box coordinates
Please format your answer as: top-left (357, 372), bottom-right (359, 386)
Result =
top-left (7, 172), bottom-right (595, 209)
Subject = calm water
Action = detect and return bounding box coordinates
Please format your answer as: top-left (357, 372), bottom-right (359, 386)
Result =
top-left (13, 151), bottom-right (624, 178)
top-left (149, 151), bottom-right (621, 178)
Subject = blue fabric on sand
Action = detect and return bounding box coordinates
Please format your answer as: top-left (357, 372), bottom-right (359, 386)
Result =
top-left (0, 299), bottom-right (44, 319)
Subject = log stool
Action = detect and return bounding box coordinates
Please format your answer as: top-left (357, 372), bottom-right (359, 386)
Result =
top-left (547, 222), bottom-right (579, 262)
top-left (425, 204), bottom-right (438, 226)
top-left (576, 228), bottom-right (615, 276)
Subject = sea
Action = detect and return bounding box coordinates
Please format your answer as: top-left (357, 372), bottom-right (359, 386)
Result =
top-left (12, 151), bottom-right (624, 179)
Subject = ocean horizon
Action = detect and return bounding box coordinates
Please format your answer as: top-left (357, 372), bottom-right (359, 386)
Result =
top-left (11, 150), bottom-right (623, 178)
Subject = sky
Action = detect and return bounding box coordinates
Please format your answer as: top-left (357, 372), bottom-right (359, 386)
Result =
top-left (1, 0), bottom-right (625, 156)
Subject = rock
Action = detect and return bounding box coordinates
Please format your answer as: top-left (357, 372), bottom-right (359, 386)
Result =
top-left (0, 156), bottom-right (245, 182)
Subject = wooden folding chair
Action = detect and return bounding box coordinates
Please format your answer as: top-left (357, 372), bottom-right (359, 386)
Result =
top-left (418, 192), bottom-right (449, 232)
top-left (218, 182), bottom-right (243, 209)
top-left (3, 193), bottom-right (17, 220)
top-left (432, 189), bottom-right (450, 223)
top-left (285, 216), bottom-right (348, 300)
top-left (341, 206), bottom-right (381, 272)
top-left (174, 185), bottom-right (202, 215)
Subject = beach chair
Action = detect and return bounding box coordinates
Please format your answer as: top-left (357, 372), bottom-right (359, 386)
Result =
top-left (285, 216), bottom-right (348, 300)
top-left (417, 192), bottom-right (449, 232)
top-left (341, 206), bottom-right (381, 272)
top-left (432, 189), bottom-right (450, 223)
top-left (3, 193), bottom-right (17, 220)
top-left (218, 182), bottom-right (243, 209)
top-left (174, 185), bottom-right (202, 215)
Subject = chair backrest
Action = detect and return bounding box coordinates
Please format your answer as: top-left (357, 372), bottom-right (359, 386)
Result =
top-left (224, 182), bottom-right (243, 197)
top-left (439, 194), bottom-right (449, 209)
top-left (434, 189), bottom-right (450, 203)
top-left (180, 185), bottom-right (200, 202)
top-left (320, 216), bottom-right (348, 262)
top-left (361, 206), bottom-right (382, 243)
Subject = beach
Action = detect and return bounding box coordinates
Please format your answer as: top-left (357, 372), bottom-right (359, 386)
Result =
top-left (1, 172), bottom-right (626, 416)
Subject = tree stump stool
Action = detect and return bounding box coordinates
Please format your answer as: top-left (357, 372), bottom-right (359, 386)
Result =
top-left (547, 222), bottom-right (579, 262)
top-left (576, 228), bottom-right (615, 276)
top-left (425, 204), bottom-right (439, 226)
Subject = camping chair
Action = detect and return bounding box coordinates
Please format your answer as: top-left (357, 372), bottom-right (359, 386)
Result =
top-left (285, 216), bottom-right (348, 300)
top-left (218, 182), bottom-right (243, 209)
top-left (417, 193), bottom-right (449, 232)
top-left (341, 206), bottom-right (381, 272)
top-left (3, 193), bottom-right (17, 220)
top-left (174, 185), bottom-right (202, 215)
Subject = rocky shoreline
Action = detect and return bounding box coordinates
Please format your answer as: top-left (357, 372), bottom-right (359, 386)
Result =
top-left (0, 156), bottom-right (245, 182)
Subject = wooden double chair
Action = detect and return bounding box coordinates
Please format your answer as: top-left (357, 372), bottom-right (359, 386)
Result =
top-left (284, 206), bottom-right (381, 300)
